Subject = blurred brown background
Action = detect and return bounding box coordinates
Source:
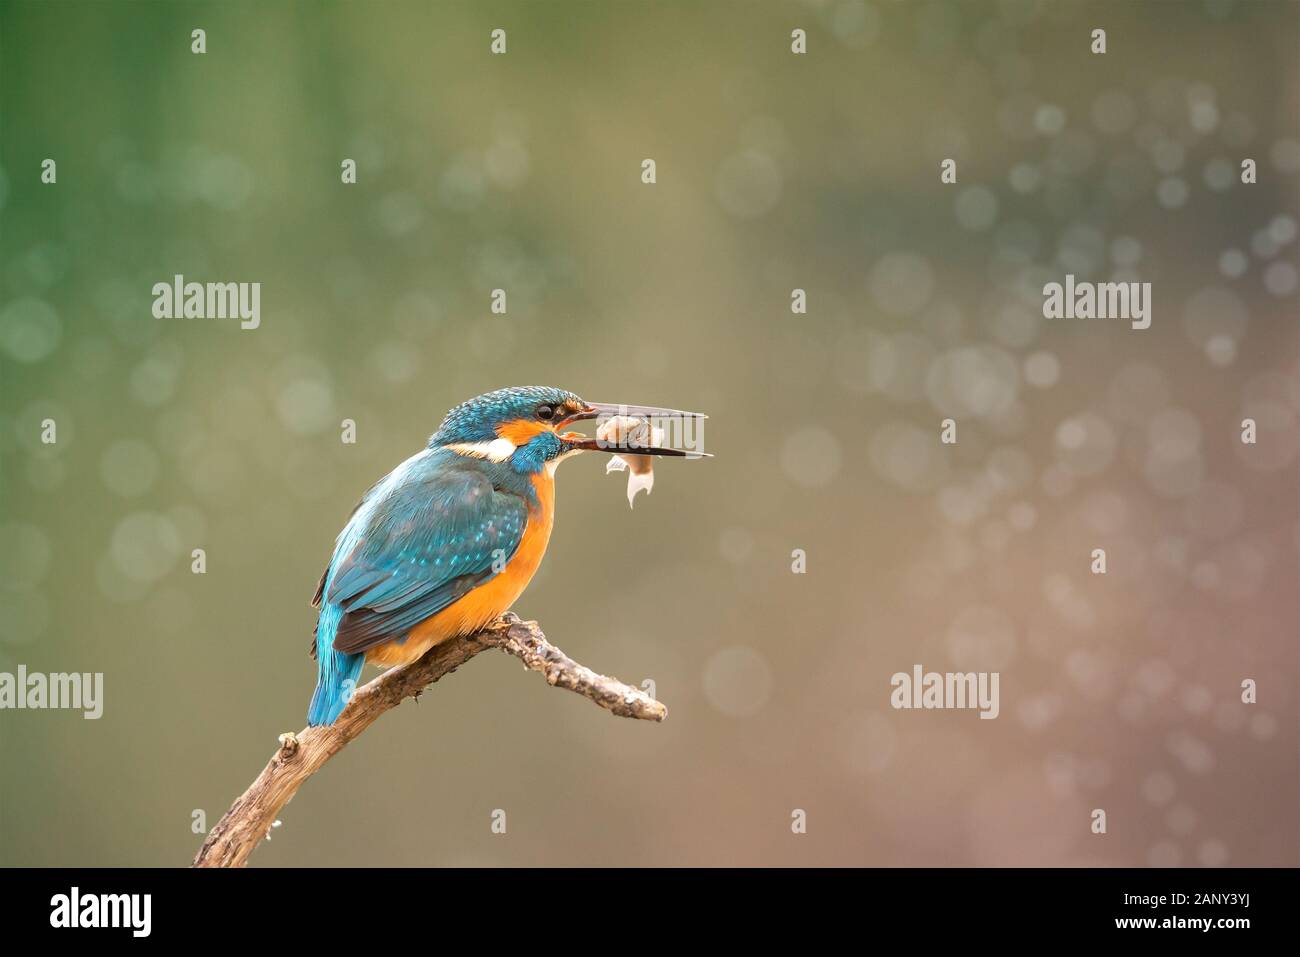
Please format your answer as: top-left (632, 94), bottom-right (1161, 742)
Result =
top-left (0, 0), bottom-right (1296, 866)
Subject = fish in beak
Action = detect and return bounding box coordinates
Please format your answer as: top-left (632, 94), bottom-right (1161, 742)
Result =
top-left (557, 402), bottom-right (708, 456)
top-left (557, 402), bottom-right (710, 507)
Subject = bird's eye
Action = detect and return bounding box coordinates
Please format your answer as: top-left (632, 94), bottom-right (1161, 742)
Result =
top-left (536, 404), bottom-right (555, 421)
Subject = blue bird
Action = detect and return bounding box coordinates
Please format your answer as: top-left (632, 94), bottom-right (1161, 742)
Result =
top-left (307, 386), bottom-right (704, 726)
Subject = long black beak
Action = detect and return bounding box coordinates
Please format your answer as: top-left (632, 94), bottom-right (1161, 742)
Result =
top-left (558, 402), bottom-right (710, 458)
top-left (560, 402), bottom-right (708, 425)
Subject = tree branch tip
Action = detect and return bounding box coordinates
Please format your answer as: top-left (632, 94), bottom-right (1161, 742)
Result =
top-left (195, 614), bottom-right (666, 867)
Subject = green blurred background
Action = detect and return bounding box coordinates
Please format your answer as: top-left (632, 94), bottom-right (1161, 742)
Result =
top-left (1, 0), bottom-right (1296, 866)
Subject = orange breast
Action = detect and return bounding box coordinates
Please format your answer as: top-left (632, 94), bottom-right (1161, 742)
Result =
top-left (365, 472), bottom-right (556, 667)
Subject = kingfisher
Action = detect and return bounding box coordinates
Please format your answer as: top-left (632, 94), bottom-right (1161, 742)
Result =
top-left (307, 386), bottom-right (705, 726)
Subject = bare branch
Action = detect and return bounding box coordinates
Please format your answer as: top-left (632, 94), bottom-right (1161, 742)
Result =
top-left (192, 613), bottom-right (665, 867)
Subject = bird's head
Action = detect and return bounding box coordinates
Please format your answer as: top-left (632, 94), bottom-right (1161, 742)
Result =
top-left (430, 385), bottom-right (704, 475)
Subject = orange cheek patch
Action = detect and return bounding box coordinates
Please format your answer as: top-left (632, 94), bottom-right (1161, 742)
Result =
top-left (497, 418), bottom-right (553, 446)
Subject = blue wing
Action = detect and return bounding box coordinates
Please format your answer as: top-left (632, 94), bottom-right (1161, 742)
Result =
top-left (316, 454), bottom-right (528, 656)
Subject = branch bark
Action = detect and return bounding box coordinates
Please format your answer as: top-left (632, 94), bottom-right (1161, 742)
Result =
top-left (192, 613), bottom-right (665, 867)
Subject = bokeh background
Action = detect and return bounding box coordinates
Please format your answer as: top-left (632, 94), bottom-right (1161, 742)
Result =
top-left (1, 0), bottom-right (1296, 867)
